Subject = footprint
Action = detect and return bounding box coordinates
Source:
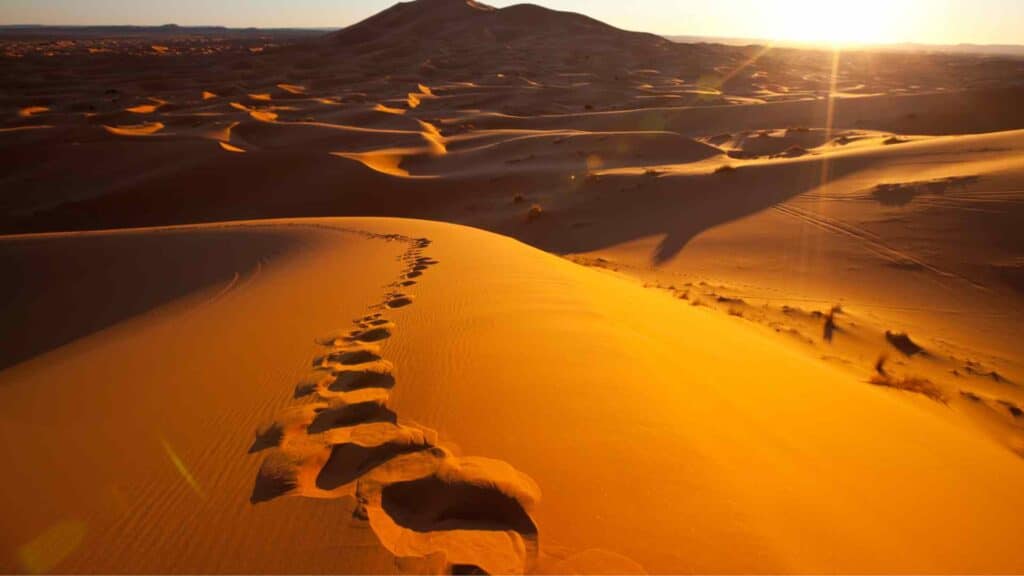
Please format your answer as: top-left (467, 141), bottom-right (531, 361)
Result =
top-left (328, 366), bottom-right (396, 392)
top-left (330, 349), bottom-right (383, 365)
top-left (386, 295), bottom-right (414, 309)
top-left (381, 473), bottom-right (538, 535)
top-left (348, 326), bottom-right (392, 343)
top-left (308, 400), bottom-right (397, 433)
top-left (360, 456), bottom-right (541, 574)
top-left (361, 319), bottom-right (392, 327)
top-left (316, 425), bottom-right (437, 490)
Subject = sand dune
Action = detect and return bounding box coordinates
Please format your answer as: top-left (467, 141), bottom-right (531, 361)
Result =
top-left (1, 218), bottom-right (1023, 574)
top-left (102, 121), bottom-right (166, 136)
top-left (2, 0), bottom-right (1024, 572)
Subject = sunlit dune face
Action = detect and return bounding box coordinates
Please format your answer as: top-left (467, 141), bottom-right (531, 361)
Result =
top-left (763, 0), bottom-right (917, 44)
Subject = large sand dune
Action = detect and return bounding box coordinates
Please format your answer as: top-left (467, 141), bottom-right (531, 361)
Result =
top-left (1, 218), bottom-right (1023, 574)
top-left (2, 0), bottom-right (1024, 572)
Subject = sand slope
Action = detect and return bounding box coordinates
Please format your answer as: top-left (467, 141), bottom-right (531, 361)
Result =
top-left (1, 217), bottom-right (1022, 573)
top-left (2, 2), bottom-right (1023, 572)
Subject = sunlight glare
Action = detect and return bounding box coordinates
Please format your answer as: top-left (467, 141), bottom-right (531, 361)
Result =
top-left (762, 0), bottom-right (918, 45)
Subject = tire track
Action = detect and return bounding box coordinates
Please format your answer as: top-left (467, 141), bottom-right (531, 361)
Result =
top-left (774, 203), bottom-right (990, 292)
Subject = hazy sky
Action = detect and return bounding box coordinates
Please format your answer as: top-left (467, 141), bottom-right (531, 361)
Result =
top-left (1, 0), bottom-right (1021, 45)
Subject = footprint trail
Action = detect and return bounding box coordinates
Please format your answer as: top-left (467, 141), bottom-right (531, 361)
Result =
top-left (250, 232), bottom-right (540, 574)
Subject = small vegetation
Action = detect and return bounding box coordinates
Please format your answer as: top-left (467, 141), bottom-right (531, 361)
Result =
top-left (526, 203), bottom-right (544, 222)
top-left (512, 193), bottom-right (526, 204)
top-left (885, 330), bottom-right (924, 356)
top-left (870, 373), bottom-right (946, 403)
top-left (871, 356), bottom-right (945, 402)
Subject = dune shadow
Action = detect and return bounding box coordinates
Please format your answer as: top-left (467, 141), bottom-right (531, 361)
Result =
top-left (523, 141), bottom-right (950, 264)
top-left (0, 229), bottom-right (302, 373)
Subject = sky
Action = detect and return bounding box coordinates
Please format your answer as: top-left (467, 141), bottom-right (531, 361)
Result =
top-left (1, 0), bottom-right (1021, 46)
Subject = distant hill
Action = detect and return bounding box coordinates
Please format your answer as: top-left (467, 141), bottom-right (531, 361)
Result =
top-left (318, 0), bottom-right (733, 77)
top-left (331, 0), bottom-right (668, 48)
top-left (327, 0), bottom-right (687, 62)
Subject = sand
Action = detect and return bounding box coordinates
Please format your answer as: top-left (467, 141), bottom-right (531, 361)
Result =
top-left (0, 218), bottom-right (1022, 574)
top-left (2, 0), bottom-right (1024, 572)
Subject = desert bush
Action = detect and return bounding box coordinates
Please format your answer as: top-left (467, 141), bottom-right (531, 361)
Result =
top-left (870, 373), bottom-right (945, 403)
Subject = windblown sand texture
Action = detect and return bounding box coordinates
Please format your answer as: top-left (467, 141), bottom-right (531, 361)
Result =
top-left (2, 0), bottom-right (1024, 573)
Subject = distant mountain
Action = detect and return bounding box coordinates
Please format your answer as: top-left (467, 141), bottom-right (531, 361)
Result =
top-left (330, 0), bottom-right (676, 57)
top-left (333, 0), bottom-right (668, 47)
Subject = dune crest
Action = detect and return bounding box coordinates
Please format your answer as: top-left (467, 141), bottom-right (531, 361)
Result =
top-left (103, 121), bottom-right (166, 136)
top-left (18, 106), bottom-right (49, 118)
top-left (218, 141), bottom-right (246, 153)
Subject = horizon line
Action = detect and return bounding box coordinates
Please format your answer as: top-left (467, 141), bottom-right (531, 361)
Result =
top-left (1, 23), bottom-right (1023, 50)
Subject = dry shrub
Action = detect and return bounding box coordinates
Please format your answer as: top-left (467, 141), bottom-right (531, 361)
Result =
top-left (870, 373), bottom-right (946, 403)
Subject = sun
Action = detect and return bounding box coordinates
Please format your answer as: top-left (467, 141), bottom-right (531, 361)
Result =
top-left (764, 0), bottom-right (916, 45)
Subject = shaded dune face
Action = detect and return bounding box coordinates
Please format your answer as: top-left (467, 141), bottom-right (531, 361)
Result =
top-left (0, 229), bottom-right (300, 371)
